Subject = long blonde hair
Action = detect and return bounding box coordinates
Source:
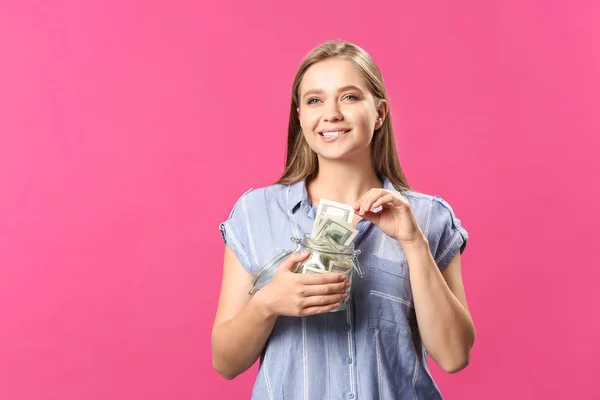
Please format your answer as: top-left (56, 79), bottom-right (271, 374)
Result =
top-left (276, 40), bottom-right (410, 191)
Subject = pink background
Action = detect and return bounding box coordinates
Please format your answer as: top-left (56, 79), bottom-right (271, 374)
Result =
top-left (1, 0), bottom-right (599, 399)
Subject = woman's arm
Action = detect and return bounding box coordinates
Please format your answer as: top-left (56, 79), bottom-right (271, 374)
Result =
top-left (354, 188), bottom-right (475, 373)
top-left (403, 237), bottom-right (475, 373)
top-left (211, 245), bottom-right (278, 380)
top-left (212, 246), bottom-right (349, 379)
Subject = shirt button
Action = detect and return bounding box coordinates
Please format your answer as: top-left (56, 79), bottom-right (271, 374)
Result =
top-left (344, 324), bottom-right (351, 331)
top-left (358, 228), bottom-right (364, 233)
top-left (348, 393), bottom-right (355, 399)
top-left (346, 357), bottom-right (353, 364)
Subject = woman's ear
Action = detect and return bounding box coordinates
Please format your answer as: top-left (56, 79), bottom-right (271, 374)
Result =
top-left (376, 99), bottom-right (388, 129)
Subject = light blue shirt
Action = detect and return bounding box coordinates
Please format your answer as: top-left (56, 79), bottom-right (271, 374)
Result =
top-left (219, 177), bottom-right (468, 400)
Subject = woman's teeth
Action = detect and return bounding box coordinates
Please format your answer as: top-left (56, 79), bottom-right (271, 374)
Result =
top-left (321, 131), bottom-right (346, 138)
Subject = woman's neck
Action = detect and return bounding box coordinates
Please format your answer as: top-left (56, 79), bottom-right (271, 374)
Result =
top-left (307, 157), bottom-right (383, 208)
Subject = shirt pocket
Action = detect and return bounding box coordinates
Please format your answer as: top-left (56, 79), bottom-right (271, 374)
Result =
top-left (365, 257), bottom-right (419, 393)
top-left (367, 257), bottom-right (415, 334)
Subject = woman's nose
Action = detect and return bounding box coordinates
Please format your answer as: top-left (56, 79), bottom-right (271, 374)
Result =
top-left (323, 101), bottom-right (343, 122)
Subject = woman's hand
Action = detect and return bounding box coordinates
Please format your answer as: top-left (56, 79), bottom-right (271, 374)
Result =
top-left (354, 188), bottom-right (424, 246)
top-left (254, 252), bottom-right (351, 318)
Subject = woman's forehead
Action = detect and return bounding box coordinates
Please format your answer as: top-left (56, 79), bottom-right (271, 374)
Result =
top-left (300, 58), bottom-right (368, 94)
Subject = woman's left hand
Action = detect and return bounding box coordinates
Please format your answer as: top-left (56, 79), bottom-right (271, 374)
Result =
top-left (354, 188), bottom-right (424, 246)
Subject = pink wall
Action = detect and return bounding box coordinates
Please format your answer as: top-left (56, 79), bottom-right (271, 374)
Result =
top-left (1, 0), bottom-right (599, 399)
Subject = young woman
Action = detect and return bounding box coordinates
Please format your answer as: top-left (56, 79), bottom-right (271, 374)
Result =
top-left (212, 39), bottom-right (475, 400)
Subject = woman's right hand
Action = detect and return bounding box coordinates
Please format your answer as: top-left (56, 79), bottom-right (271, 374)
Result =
top-left (254, 252), bottom-right (351, 317)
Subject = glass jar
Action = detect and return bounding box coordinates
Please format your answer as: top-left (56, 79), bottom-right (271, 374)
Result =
top-left (249, 234), bottom-right (364, 312)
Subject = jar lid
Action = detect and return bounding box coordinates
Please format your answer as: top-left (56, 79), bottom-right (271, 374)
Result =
top-left (249, 250), bottom-right (293, 295)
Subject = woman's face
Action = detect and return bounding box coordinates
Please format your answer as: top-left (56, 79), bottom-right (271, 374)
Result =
top-left (297, 57), bottom-right (386, 161)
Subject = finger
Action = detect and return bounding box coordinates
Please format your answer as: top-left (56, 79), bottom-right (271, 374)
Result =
top-left (354, 188), bottom-right (376, 212)
top-left (301, 292), bottom-right (349, 308)
top-left (299, 281), bottom-right (351, 297)
top-left (360, 210), bottom-right (381, 225)
top-left (300, 272), bottom-right (347, 285)
top-left (299, 302), bottom-right (344, 316)
top-left (354, 189), bottom-right (372, 214)
top-left (355, 191), bottom-right (369, 215)
top-left (280, 251), bottom-right (311, 271)
top-left (377, 193), bottom-right (409, 210)
top-left (372, 194), bottom-right (395, 209)
top-left (360, 189), bottom-right (387, 215)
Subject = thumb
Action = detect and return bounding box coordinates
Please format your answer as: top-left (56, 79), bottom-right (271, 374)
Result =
top-left (360, 210), bottom-right (380, 225)
top-left (280, 251), bottom-right (310, 271)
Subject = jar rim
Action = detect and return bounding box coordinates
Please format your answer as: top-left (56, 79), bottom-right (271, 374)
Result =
top-left (249, 249), bottom-right (292, 295)
top-left (292, 234), bottom-right (358, 256)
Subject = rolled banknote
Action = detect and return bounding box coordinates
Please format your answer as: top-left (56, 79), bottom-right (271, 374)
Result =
top-left (313, 217), bottom-right (358, 246)
top-left (329, 260), bottom-right (351, 274)
top-left (302, 265), bottom-right (328, 274)
top-left (312, 199), bottom-right (355, 238)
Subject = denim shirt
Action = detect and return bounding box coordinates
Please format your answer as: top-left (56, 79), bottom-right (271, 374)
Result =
top-left (218, 177), bottom-right (468, 400)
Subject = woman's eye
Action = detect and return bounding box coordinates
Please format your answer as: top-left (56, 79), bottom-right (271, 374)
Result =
top-left (343, 94), bottom-right (359, 101)
top-left (307, 98), bottom-right (321, 104)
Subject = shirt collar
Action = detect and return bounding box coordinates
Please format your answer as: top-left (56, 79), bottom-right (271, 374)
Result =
top-left (286, 176), bottom-right (396, 213)
top-left (383, 176), bottom-right (396, 191)
top-left (287, 179), bottom-right (309, 213)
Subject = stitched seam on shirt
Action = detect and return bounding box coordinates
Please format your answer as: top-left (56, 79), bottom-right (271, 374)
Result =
top-left (241, 195), bottom-right (259, 266)
top-left (263, 351), bottom-right (274, 400)
top-left (424, 198), bottom-right (434, 236)
top-left (370, 291), bottom-right (414, 308)
top-left (435, 230), bottom-right (460, 265)
top-left (223, 222), bottom-right (252, 268)
top-left (302, 317), bottom-right (308, 400)
top-left (346, 305), bottom-right (355, 396)
top-left (420, 345), bottom-right (442, 395)
top-left (264, 186), bottom-right (276, 255)
top-left (286, 186), bottom-right (299, 238)
top-left (421, 351), bottom-right (441, 395)
top-left (368, 316), bottom-right (410, 329)
top-left (280, 319), bottom-right (287, 399)
top-left (423, 360), bottom-right (440, 393)
top-left (408, 324), bottom-right (419, 399)
top-left (375, 328), bottom-right (383, 400)
top-left (325, 316), bottom-right (330, 400)
top-left (377, 231), bottom-right (386, 257)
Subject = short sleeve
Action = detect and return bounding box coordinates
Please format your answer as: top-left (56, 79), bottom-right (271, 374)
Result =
top-left (428, 196), bottom-right (468, 272)
top-left (218, 189), bottom-right (255, 275)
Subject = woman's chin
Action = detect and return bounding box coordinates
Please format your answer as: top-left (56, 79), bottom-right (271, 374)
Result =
top-left (316, 149), bottom-right (359, 162)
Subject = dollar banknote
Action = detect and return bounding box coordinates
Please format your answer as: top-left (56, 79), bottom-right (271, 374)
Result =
top-left (313, 217), bottom-right (358, 246)
top-left (329, 261), bottom-right (351, 274)
top-left (312, 199), bottom-right (355, 237)
top-left (303, 265), bottom-right (327, 274)
top-left (294, 198), bottom-right (360, 276)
